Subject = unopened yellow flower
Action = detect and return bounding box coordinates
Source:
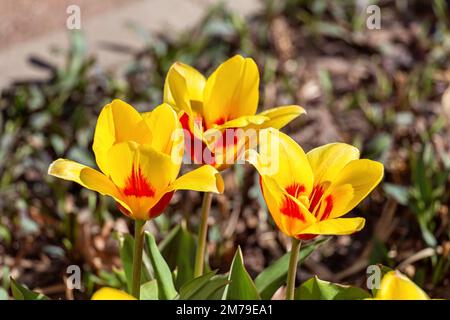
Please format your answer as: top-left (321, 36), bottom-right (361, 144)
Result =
top-left (374, 271), bottom-right (430, 300)
top-left (48, 99), bottom-right (224, 220)
top-left (164, 55), bottom-right (305, 170)
top-left (247, 129), bottom-right (383, 240)
top-left (91, 287), bottom-right (136, 300)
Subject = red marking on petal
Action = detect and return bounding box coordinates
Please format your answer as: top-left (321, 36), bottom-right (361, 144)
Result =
top-left (280, 196), bottom-right (306, 222)
top-left (308, 184), bottom-right (333, 220)
top-left (213, 117), bottom-right (226, 126)
top-left (279, 183), bottom-right (307, 221)
top-left (309, 185), bottom-right (324, 213)
top-left (285, 183), bottom-right (305, 198)
top-left (295, 234), bottom-right (318, 241)
top-left (149, 191), bottom-right (174, 219)
top-left (321, 195), bottom-right (333, 220)
top-left (117, 202), bottom-right (131, 217)
top-left (123, 165), bottom-right (155, 197)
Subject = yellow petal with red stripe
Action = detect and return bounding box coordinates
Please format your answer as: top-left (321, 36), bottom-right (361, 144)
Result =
top-left (306, 143), bottom-right (360, 185)
top-left (203, 55), bottom-right (259, 127)
top-left (296, 217), bottom-right (365, 238)
top-left (48, 159), bottom-right (130, 212)
top-left (329, 159), bottom-right (384, 218)
top-left (93, 99), bottom-right (151, 174)
top-left (375, 271), bottom-right (429, 300)
top-left (169, 165), bottom-right (224, 194)
top-left (106, 142), bottom-right (178, 219)
top-left (260, 176), bottom-right (316, 237)
top-left (311, 183), bottom-right (354, 221)
top-left (91, 288), bottom-right (136, 300)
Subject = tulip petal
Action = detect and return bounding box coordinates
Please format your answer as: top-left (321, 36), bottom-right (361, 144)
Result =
top-left (257, 105), bottom-right (306, 129)
top-left (142, 103), bottom-right (183, 157)
top-left (107, 142), bottom-right (179, 219)
top-left (206, 105), bottom-right (305, 135)
top-left (203, 55), bottom-right (259, 128)
top-left (163, 65), bottom-right (194, 117)
top-left (330, 159), bottom-right (384, 217)
top-left (164, 62), bottom-right (206, 114)
top-left (260, 176), bottom-right (316, 238)
top-left (91, 287), bottom-right (136, 300)
top-left (375, 271), bottom-right (429, 300)
top-left (169, 165), bottom-right (224, 194)
top-left (48, 159), bottom-right (130, 212)
top-left (316, 184), bottom-right (354, 220)
top-left (207, 115), bottom-right (269, 131)
top-left (296, 217), bottom-right (365, 237)
top-left (93, 99), bottom-right (151, 174)
top-left (306, 143), bottom-right (360, 185)
top-left (248, 129), bottom-right (314, 195)
top-left (108, 142), bottom-right (178, 191)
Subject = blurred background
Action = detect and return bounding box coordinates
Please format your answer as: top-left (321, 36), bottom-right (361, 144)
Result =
top-left (0, 0), bottom-right (449, 299)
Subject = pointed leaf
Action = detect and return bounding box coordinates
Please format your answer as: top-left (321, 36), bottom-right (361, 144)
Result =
top-left (160, 224), bottom-right (197, 289)
top-left (191, 275), bottom-right (229, 300)
top-left (178, 271), bottom-right (229, 300)
top-left (295, 276), bottom-right (371, 300)
top-left (145, 232), bottom-right (177, 300)
top-left (179, 271), bottom-right (217, 299)
top-left (10, 278), bottom-right (49, 300)
top-left (225, 247), bottom-right (260, 300)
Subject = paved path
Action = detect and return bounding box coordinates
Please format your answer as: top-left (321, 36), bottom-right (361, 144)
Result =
top-left (0, 0), bottom-right (260, 88)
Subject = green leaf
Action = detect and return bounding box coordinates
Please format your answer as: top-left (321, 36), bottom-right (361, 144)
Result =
top-left (140, 280), bottom-right (158, 300)
top-left (295, 276), bottom-right (371, 300)
top-left (224, 246), bottom-right (260, 300)
top-left (178, 271), bottom-right (229, 300)
top-left (160, 224), bottom-right (197, 289)
top-left (119, 233), bottom-right (150, 293)
top-left (10, 278), bottom-right (49, 300)
top-left (0, 288), bottom-right (9, 300)
top-left (255, 237), bottom-right (329, 299)
top-left (179, 271), bottom-right (216, 299)
top-left (145, 232), bottom-right (177, 300)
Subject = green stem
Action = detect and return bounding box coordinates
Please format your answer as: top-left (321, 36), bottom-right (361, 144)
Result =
top-left (286, 238), bottom-right (301, 300)
top-left (132, 219), bottom-right (146, 299)
top-left (194, 192), bottom-right (213, 277)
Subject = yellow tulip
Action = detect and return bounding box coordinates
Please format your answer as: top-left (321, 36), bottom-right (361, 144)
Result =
top-left (91, 287), bottom-right (136, 300)
top-left (164, 55), bottom-right (305, 170)
top-left (48, 99), bottom-right (224, 220)
top-left (247, 128), bottom-right (384, 240)
top-left (374, 271), bottom-right (430, 300)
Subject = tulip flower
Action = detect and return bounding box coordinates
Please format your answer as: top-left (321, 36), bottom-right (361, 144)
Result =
top-left (48, 99), bottom-right (224, 298)
top-left (164, 54), bottom-right (305, 170)
top-left (91, 287), bottom-right (136, 300)
top-left (48, 99), bottom-right (223, 221)
top-left (373, 271), bottom-right (430, 300)
top-left (164, 55), bottom-right (305, 277)
top-left (246, 128), bottom-right (384, 299)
